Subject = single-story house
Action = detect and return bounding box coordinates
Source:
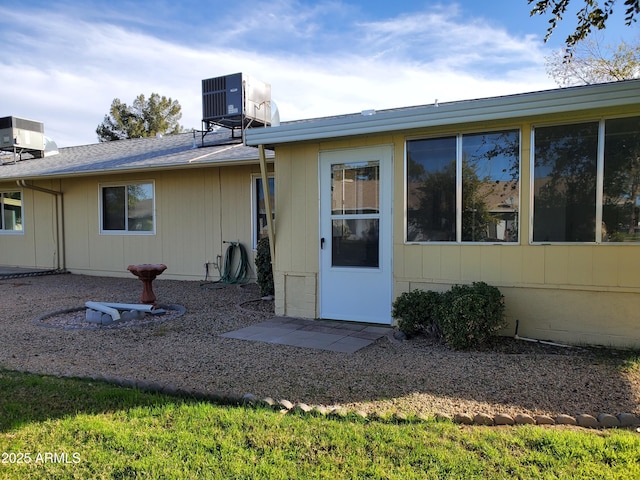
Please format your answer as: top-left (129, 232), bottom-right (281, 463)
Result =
top-left (244, 79), bottom-right (640, 348)
top-left (2, 78), bottom-right (640, 348)
top-left (0, 128), bottom-right (274, 281)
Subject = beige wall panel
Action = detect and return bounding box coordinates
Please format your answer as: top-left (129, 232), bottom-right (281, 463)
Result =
top-left (0, 185), bottom-right (35, 267)
top-left (284, 273), bottom-right (317, 318)
top-left (290, 152), bottom-right (311, 272)
top-left (506, 287), bottom-right (640, 348)
top-left (479, 246), bottom-right (503, 284)
top-left (156, 169), bottom-right (208, 276)
top-left (461, 246), bottom-right (482, 282)
top-left (393, 243), bottom-right (405, 279)
top-left (616, 246), bottom-right (640, 288)
top-left (275, 147), bottom-right (294, 273)
top-left (421, 246), bottom-right (442, 281)
top-left (30, 182), bottom-right (59, 268)
top-left (402, 245), bottom-right (423, 279)
top-left (592, 247), bottom-right (619, 287)
top-left (439, 246), bottom-right (461, 281)
top-left (567, 246), bottom-right (593, 285)
top-left (499, 246), bottom-right (523, 284)
top-left (29, 165), bottom-right (263, 280)
top-left (123, 235), bottom-right (163, 268)
top-left (543, 246), bottom-right (570, 284)
top-left (521, 246), bottom-right (545, 284)
top-left (304, 152), bottom-right (319, 272)
top-left (62, 178), bottom-right (91, 270)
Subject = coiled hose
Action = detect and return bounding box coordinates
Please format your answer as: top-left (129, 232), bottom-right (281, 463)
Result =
top-left (216, 241), bottom-right (250, 284)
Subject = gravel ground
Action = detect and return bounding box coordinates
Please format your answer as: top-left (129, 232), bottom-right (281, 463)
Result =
top-left (1, 273), bottom-right (639, 419)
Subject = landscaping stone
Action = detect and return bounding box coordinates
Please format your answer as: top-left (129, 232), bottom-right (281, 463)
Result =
top-left (242, 393), bottom-right (258, 405)
top-left (434, 412), bottom-right (452, 422)
top-left (261, 397), bottom-right (276, 407)
top-left (535, 415), bottom-right (555, 425)
top-left (279, 399), bottom-right (294, 410)
top-left (597, 413), bottom-right (620, 428)
top-left (454, 413), bottom-right (474, 425)
top-left (295, 403), bottom-right (313, 413)
top-left (393, 331), bottom-right (407, 341)
top-left (514, 414), bottom-right (536, 425)
top-left (617, 413), bottom-right (640, 427)
top-left (494, 414), bottom-right (515, 426)
top-left (313, 406), bottom-right (330, 416)
top-left (394, 412), bottom-right (409, 422)
top-left (85, 309), bottom-right (103, 323)
top-left (576, 414), bottom-right (599, 428)
top-left (555, 414), bottom-right (577, 425)
top-left (474, 413), bottom-right (494, 426)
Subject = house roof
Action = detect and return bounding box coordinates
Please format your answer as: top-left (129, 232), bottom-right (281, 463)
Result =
top-left (244, 79), bottom-right (640, 147)
top-left (0, 129), bottom-right (270, 181)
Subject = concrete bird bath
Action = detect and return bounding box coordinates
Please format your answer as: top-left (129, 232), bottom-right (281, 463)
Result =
top-left (127, 264), bottom-right (167, 304)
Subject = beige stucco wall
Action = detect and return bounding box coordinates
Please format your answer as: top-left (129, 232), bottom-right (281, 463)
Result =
top-left (0, 179), bottom-right (60, 269)
top-left (271, 106), bottom-right (640, 348)
top-left (1, 163), bottom-right (271, 281)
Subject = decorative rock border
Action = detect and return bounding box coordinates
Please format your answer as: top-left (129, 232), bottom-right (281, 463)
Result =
top-left (22, 369), bottom-right (640, 430)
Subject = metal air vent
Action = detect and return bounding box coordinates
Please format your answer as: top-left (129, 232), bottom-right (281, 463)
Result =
top-left (202, 73), bottom-right (271, 137)
top-left (0, 116), bottom-right (45, 158)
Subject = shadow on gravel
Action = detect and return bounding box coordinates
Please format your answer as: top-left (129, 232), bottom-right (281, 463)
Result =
top-left (1, 274), bottom-right (639, 418)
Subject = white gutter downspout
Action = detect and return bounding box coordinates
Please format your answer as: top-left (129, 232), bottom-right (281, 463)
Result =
top-left (16, 180), bottom-right (65, 271)
top-left (258, 144), bottom-right (276, 263)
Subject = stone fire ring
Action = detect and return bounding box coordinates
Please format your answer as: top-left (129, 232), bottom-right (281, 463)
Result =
top-left (33, 304), bottom-right (186, 331)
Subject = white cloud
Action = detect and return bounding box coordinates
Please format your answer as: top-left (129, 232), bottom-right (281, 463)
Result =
top-left (0, 3), bottom-right (556, 147)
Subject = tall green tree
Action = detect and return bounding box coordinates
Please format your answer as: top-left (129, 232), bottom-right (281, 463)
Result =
top-left (96, 93), bottom-right (184, 142)
top-left (528, 0), bottom-right (639, 51)
top-left (546, 38), bottom-right (640, 85)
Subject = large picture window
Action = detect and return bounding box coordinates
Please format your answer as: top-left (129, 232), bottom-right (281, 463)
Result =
top-left (0, 191), bottom-right (23, 233)
top-left (100, 182), bottom-right (154, 234)
top-left (532, 116), bottom-right (640, 243)
top-left (406, 130), bottom-right (520, 243)
top-left (253, 176), bottom-right (275, 249)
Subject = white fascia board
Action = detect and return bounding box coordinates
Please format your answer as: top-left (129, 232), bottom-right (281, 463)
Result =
top-left (245, 80), bottom-right (640, 146)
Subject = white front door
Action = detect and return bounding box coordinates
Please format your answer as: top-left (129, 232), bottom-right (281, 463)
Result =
top-left (319, 146), bottom-right (393, 324)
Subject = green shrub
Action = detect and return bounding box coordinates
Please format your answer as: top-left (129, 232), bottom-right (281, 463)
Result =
top-left (438, 282), bottom-right (506, 350)
top-left (392, 282), bottom-right (506, 349)
top-left (255, 237), bottom-right (274, 297)
top-left (391, 289), bottom-right (442, 337)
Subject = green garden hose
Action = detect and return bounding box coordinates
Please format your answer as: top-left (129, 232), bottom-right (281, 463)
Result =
top-left (218, 241), bottom-right (250, 284)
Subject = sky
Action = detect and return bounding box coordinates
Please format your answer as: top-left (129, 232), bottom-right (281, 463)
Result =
top-left (0, 0), bottom-right (636, 147)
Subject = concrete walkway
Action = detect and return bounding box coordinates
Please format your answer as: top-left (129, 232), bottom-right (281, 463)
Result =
top-left (221, 316), bottom-right (391, 353)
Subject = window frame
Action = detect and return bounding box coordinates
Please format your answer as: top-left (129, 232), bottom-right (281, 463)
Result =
top-left (404, 128), bottom-right (522, 245)
top-left (251, 174), bottom-right (275, 250)
top-left (0, 189), bottom-right (24, 234)
top-left (529, 114), bottom-right (640, 245)
top-left (99, 180), bottom-right (156, 235)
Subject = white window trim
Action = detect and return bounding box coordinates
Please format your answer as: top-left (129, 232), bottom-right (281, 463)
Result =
top-left (251, 174), bottom-right (274, 250)
top-left (0, 189), bottom-right (24, 235)
top-left (99, 181), bottom-right (156, 235)
top-left (404, 128), bottom-right (522, 245)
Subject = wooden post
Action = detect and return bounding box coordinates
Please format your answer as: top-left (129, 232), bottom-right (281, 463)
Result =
top-left (258, 144), bottom-right (276, 264)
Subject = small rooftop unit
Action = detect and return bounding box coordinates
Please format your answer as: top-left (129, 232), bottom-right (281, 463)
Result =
top-left (201, 73), bottom-right (272, 139)
top-left (0, 116), bottom-right (45, 157)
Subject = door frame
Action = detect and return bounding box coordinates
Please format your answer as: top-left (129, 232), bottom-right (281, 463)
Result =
top-left (318, 145), bottom-right (394, 324)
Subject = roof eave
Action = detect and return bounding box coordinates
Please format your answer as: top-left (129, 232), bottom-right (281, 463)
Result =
top-left (244, 80), bottom-right (640, 146)
top-left (1, 156), bottom-right (272, 182)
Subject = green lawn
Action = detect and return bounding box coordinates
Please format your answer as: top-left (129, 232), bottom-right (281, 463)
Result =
top-left (1, 369), bottom-right (639, 479)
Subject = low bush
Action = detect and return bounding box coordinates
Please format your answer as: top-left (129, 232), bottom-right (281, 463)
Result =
top-left (392, 282), bottom-right (506, 349)
top-left (255, 237), bottom-right (274, 297)
top-left (391, 289), bottom-right (442, 337)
